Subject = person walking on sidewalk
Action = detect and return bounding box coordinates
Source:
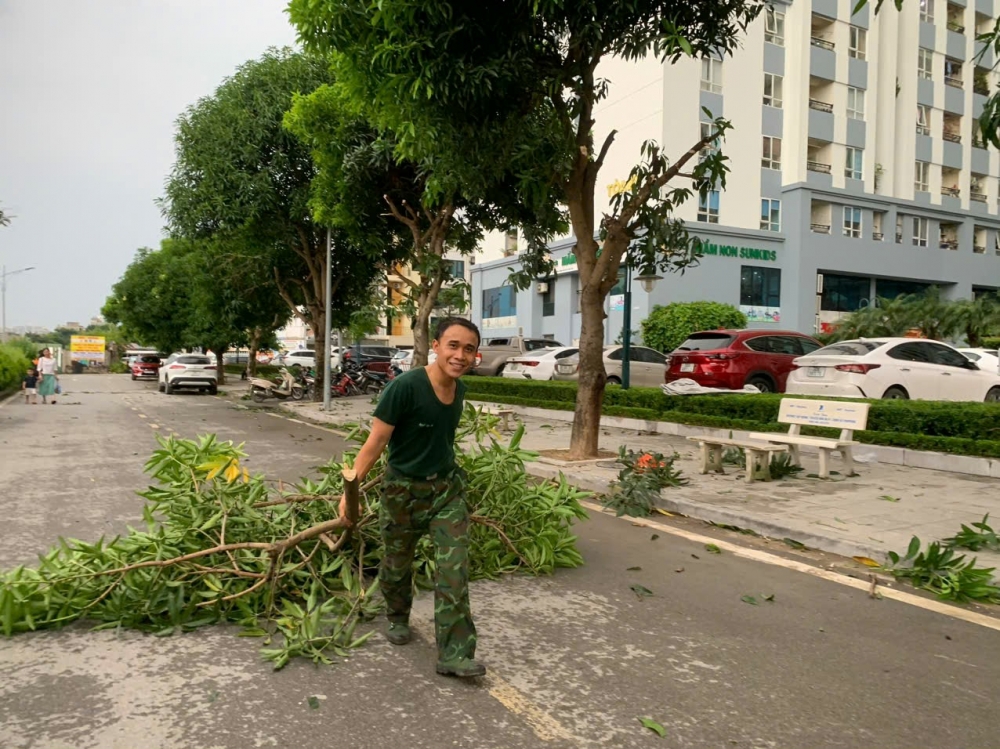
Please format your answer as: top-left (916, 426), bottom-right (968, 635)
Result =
top-left (340, 317), bottom-right (484, 678)
top-left (36, 348), bottom-right (59, 404)
top-left (22, 368), bottom-right (39, 404)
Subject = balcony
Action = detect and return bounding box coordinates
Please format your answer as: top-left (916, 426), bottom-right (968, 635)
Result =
top-left (975, 244), bottom-right (987, 253)
top-left (811, 223), bottom-right (831, 234)
top-left (941, 240), bottom-right (959, 250)
top-left (809, 99), bottom-right (834, 113)
top-left (945, 76), bottom-right (964, 88)
top-left (810, 37), bottom-right (835, 51)
top-left (943, 132), bottom-right (962, 143)
top-left (975, 80), bottom-right (990, 95)
top-left (972, 191), bottom-right (988, 202)
top-left (947, 21), bottom-right (966, 32)
top-left (872, 232), bottom-right (884, 241)
top-left (943, 186), bottom-right (961, 197)
top-left (807, 161), bottom-right (832, 174)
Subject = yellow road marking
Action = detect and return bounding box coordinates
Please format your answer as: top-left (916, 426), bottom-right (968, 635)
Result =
top-left (582, 500), bottom-right (1000, 633)
top-left (484, 674), bottom-right (575, 742)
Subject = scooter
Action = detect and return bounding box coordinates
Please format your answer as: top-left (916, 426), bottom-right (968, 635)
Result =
top-left (250, 367), bottom-right (304, 403)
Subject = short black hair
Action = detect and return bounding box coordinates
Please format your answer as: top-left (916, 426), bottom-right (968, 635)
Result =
top-left (434, 317), bottom-right (480, 345)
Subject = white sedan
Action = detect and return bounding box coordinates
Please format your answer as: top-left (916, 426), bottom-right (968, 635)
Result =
top-left (786, 338), bottom-right (1000, 402)
top-left (502, 347), bottom-right (580, 381)
top-left (959, 348), bottom-right (1000, 375)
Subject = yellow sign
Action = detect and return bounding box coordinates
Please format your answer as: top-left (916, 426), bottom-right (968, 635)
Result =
top-left (606, 176), bottom-right (637, 197)
top-left (71, 335), bottom-right (106, 353)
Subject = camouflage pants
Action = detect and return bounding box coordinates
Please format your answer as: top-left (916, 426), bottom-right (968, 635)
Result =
top-left (379, 468), bottom-right (476, 663)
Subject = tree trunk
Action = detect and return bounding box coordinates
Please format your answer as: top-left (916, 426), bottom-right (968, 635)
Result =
top-left (309, 305), bottom-right (326, 402)
top-left (412, 290), bottom-right (433, 367)
top-left (568, 283), bottom-right (608, 459)
top-left (247, 329), bottom-right (260, 378)
top-left (215, 344), bottom-right (227, 386)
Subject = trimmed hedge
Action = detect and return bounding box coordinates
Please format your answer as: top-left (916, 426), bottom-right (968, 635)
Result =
top-left (461, 377), bottom-right (1000, 458)
top-left (0, 344), bottom-right (30, 394)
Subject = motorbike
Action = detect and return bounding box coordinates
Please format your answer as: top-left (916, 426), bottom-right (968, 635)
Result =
top-left (250, 367), bottom-right (304, 403)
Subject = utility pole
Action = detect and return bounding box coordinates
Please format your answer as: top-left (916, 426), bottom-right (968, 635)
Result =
top-left (323, 229), bottom-right (332, 412)
top-left (1, 265), bottom-right (36, 343)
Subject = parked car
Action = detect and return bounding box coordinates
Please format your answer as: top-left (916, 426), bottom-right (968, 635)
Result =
top-left (958, 348), bottom-right (1000, 375)
top-left (786, 338), bottom-right (1000, 401)
top-left (130, 354), bottom-right (161, 381)
top-left (158, 353), bottom-right (218, 395)
top-left (503, 347), bottom-right (579, 380)
top-left (395, 349), bottom-right (483, 373)
top-left (664, 330), bottom-right (822, 393)
top-left (342, 345), bottom-right (398, 366)
top-left (553, 345), bottom-right (667, 387)
top-left (284, 350), bottom-right (317, 370)
top-left (475, 336), bottom-right (566, 376)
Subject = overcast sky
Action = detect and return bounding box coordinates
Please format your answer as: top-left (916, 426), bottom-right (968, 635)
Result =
top-left (0, 0), bottom-right (298, 330)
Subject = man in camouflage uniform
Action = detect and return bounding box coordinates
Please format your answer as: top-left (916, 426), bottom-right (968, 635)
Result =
top-left (341, 317), bottom-right (483, 678)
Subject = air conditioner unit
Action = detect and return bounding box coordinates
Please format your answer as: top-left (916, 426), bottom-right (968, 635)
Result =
top-left (536, 282), bottom-right (549, 294)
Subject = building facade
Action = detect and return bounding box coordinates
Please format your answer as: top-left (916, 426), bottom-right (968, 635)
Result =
top-left (471, 0), bottom-right (1000, 343)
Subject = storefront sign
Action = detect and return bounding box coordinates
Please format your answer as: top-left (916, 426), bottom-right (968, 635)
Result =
top-left (70, 335), bottom-right (106, 362)
top-left (702, 242), bottom-right (777, 262)
top-left (482, 316), bottom-right (517, 330)
top-left (740, 305), bottom-right (781, 323)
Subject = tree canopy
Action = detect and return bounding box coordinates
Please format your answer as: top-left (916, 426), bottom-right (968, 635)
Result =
top-left (290, 0), bottom-right (764, 455)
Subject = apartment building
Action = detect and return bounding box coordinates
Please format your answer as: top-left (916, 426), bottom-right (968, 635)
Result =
top-left (471, 0), bottom-right (1000, 344)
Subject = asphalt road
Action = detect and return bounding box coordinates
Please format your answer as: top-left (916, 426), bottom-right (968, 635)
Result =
top-left (1, 375), bottom-right (999, 749)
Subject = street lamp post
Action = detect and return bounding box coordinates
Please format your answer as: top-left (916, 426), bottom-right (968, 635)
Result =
top-left (1, 265), bottom-right (36, 343)
top-left (620, 268), bottom-right (662, 390)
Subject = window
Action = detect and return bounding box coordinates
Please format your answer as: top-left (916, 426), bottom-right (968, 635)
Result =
top-left (765, 8), bottom-right (785, 45)
top-left (482, 285), bottom-right (517, 318)
top-left (887, 342), bottom-right (936, 363)
top-left (876, 278), bottom-right (930, 298)
top-left (920, 0), bottom-right (934, 22)
top-left (701, 58), bottom-right (723, 93)
top-left (843, 206), bottom-right (863, 238)
top-left (928, 342), bottom-right (973, 368)
top-left (698, 190), bottom-right (720, 223)
top-left (918, 48), bottom-right (933, 79)
top-left (916, 105), bottom-right (931, 135)
top-left (912, 216), bottom-right (929, 247)
top-left (845, 147), bottom-right (863, 180)
top-left (445, 259), bottom-right (466, 278)
top-left (700, 122), bottom-right (721, 160)
top-left (760, 198), bottom-right (781, 231)
top-left (634, 347), bottom-right (667, 364)
top-left (847, 87), bottom-right (865, 120)
top-left (915, 160), bottom-right (930, 192)
top-left (763, 73), bottom-right (783, 108)
top-left (740, 267), bottom-right (781, 308)
top-left (541, 278), bottom-right (555, 317)
top-left (821, 274), bottom-right (869, 312)
top-left (849, 26), bottom-right (867, 60)
top-left (761, 136), bottom-right (782, 169)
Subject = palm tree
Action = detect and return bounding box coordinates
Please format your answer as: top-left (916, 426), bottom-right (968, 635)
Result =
top-left (955, 295), bottom-right (1000, 346)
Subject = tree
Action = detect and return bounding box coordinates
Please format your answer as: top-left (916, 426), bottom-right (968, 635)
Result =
top-left (289, 1), bottom-right (763, 457)
top-left (641, 302), bottom-right (746, 353)
top-left (163, 49), bottom-right (390, 397)
top-left (956, 296), bottom-right (1000, 347)
top-left (287, 15), bottom-right (567, 366)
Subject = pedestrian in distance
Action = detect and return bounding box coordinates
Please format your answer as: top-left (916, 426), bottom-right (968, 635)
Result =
top-left (340, 317), bottom-right (485, 679)
top-left (36, 347), bottom-right (59, 404)
top-left (22, 368), bottom-right (39, 405)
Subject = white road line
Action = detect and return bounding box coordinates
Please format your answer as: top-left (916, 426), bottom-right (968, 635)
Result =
top-left (581, 500), bottom-right (1000, 633)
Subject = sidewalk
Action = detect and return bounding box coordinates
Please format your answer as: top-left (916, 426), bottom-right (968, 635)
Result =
top-left (274, 394), bottom-right (1000, 572)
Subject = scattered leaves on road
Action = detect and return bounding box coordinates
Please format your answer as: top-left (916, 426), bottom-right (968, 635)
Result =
top-left (630, 584), bottom-right (654, 600)
top-left (782, 538), bottom-right (807, 550)
top-left (878, 495), bottom-right (900, 503)
top-left (675, 567), bottom-right (685, 573)
top-left (653, 508), bottom-right (675, 517)
top-left (741, 593), bottom-right (775, 605)
top-left (853, 556), bottom-right (881, 568)
top-left (626, 566), bottom-right (642, 571)
top-left (308, 696), bottom-right (320, 710)
top-left (651, 534), bottom-right (660, 541)
top-left (638, 717), bottom-right (667, 738)
top-left (691, 553), bottom-right (700, 560)
top-left (705, 543), bottom-right (722, 554)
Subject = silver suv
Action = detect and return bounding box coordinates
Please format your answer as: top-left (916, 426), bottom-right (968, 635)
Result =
top-left (159, 353), bottom-right (218, 395)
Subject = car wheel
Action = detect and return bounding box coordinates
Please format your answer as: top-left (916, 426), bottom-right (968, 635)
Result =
top-left (882, 386), bottom-right (909, 400)
top-left (209, 384), bottom-right (218, 396)
top-left (130, 373), bottom-right (136, 381)
top-left (164, 378), bottom-right (173, 395)
top-left (606, 375), bottom-right (622, 386)
top-left (985, 387), bottom-right (1000, 403)
top-left (158, 380), bottom-right (165, 392)
top-left (495, 364), bottom-right (506, 377)
top-left (746, 375), bottom-right (775, 393)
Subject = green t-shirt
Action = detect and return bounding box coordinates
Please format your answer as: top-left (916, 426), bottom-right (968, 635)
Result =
top-left (373, 367), bottom-right (466, 478)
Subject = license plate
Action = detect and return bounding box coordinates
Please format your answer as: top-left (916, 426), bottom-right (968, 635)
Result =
top-left (807, 367), bottom-right (825, 378)
top-left (556, 365), bottom-right (571, 373)
top-left (680, 363), bottom-right (695, 373)
top-left (507, 364), bottom-right (521, 372)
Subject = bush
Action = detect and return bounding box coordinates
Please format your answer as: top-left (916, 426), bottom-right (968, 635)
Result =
top-left (640, 301), bottom-right (747, 353)
top-left (0, 345), bottom-right (31, 393)
top-left (982, 336), bottom-right (1000, 351)
top-left (109, 361), bottom-right (129, 374)
top-left (460, 376), bottom-right (1000, 458)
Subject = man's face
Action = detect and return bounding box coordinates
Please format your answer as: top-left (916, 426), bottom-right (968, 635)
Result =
top-left (432, 325), bottom-right (479, 380)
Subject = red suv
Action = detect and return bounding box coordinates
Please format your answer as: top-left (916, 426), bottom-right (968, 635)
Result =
top-left (131, 354), bottom-right (162, 381)
top-left (665, 330), bottom-right (822, 393)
